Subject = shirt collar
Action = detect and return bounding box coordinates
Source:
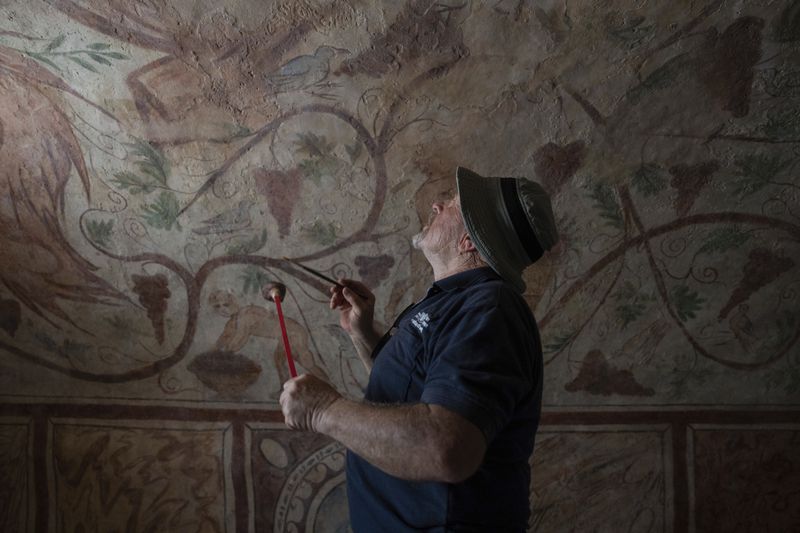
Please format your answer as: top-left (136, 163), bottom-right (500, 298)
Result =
top-left (430, 266), bottom-right (501, 294)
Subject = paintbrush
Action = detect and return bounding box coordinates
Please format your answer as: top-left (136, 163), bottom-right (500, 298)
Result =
top-left (282, 257), bottom-right (369, 299)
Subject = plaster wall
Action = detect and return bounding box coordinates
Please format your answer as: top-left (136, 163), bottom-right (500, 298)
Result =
top-left (1, 0), bottom-right (798, 531)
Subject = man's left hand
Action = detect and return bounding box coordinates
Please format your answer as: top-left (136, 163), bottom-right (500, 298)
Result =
top-left (279, 374), bottom-right (341, 432)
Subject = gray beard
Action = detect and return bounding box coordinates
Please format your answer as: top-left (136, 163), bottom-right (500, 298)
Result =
top-left (411, 229), bottom-right (426, 249)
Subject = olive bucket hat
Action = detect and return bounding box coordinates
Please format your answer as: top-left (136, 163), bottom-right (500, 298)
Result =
top-left (456, 166), bottom-right (559, 293)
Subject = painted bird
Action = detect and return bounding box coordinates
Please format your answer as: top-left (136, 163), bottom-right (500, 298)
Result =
top-left (264, 45), bottom-right (349, 95)
top-left (191, 199), bottom-right (255, 235)
top-left (0, 62), bottom-right (127, 332)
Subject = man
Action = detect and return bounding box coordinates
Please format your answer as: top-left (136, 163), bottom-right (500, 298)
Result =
top-left (279, 167), bottom-right (558, 531)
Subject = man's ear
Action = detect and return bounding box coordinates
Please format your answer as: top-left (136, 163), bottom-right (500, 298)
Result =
top-left (458, 232), bottom-right (477, 253)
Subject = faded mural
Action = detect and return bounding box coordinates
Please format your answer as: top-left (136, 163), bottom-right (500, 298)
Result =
top-left (0, 0), bottom-right (798, 531)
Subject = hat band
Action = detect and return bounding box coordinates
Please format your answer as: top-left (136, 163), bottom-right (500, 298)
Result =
top-left (500, 178), bottom-right (544, 263)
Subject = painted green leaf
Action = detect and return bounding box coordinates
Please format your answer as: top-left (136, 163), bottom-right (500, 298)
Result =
top-left (735, 153), bottom-right (791, 180)
top-left (142, 191), bottom-right (182, 231)
top-left (67, 55), bottom-right (98, 72)
top-left (543, 331), bottom-right (575, 354)
top-left (111, 171), bottom-right (156, 194)
top-left (587, 183), bottom-right (624, 230)
top-left (223, 123), bottom-right (252, 138)
top-left (763, 106), bottom-right (800, 139)
top-left (226, 229), bottom-right (268, 255)
top-left (300, 158), bottom-right (342, 188)
top-left (299, 156), bottom-right (342, 186)
top-left (730, 174), bottom-right (769, 198)
top-left (612, 280), bottom-right (654, 328)
top-left (773, 0), bottom-right (800, 42)
top-left (698, 226), bottom-right (752, 255)
top-left (86, 219), bottom-right (114, 247)
top-left (35, 333), bottom-right (90, 358)
top-left (62, 339), bottom-right (90, 356)
top-left (299, 159), bottom-right (323, 185)
top-left (730, 153), bottom-right (792, 198)
top-left (318, 156), bottom-right (343, 179)
top-left (34, 331), bottom-right (59, 351)
top-left (240, 266), bottom-right (270, 294)
top-left (294, 131), bottom-right (343, 186)
top-left (626, 52), bottom-right (692, 104)
top-left (127, 139), bottom-right (169, 185)
top-left (672, 285), bottom-right (705, 322)
top-left (45, 34), bottom-right (65, 52)
top-left (294, 132), bottom-right (335, 158)
top-left (763, 310), bottom-right (798, 353)
top-left (616, 302), bottom-right (647, 328)
top-left (25, 51), bottom-right (62, 71)
top-left (761, 69), bottom-right (800, 97)
top-left (345, 141), bottom-right (363, 163)
top-left (101, 51), bottom-right (130, 60)
top-left (305, 221), bottom-right (338, 246)
top-left (631, 163), bottom-right (667, 197)
top-left (613, 280), bottom-right (639, 301)
top-left (87, 43), bottom-right (111, 50)
top-left (88, 53), bottom-right (112, 65)
top-left (608, 17), bottom-right (654, 48)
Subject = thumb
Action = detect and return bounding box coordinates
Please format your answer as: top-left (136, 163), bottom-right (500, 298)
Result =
top-left (341, 287), bottom-right (364, 310)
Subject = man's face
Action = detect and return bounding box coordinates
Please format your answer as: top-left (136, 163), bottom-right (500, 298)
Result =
top-left (412, 193), bottom-right (467, 255)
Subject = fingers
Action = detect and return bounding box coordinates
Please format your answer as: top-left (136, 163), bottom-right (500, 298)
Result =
top-left (329, 284), bottom-right (348, 310)
top-left (339, 278), bottom-right (374, 306)
top-left (279, 387), bottom-right (292, 427)
top-left (280, 377), bottom-right (300, 430)
top-left (330, 278), bottom-right (372, 308)
top-left (280, 374), bottom-right (334, 432)
top-left (339, 279), bottom-right (374, 301)
top-left (341, 286), bottom-right (362, 309)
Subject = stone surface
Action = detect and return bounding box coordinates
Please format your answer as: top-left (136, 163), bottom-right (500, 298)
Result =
top-left (50, 419), bottom-right (231, 532)
top-left (0, 0), bottom-right (798, 530)
top-left (0, 421), bottom-right (30, 532)
top-left (691, 425), bottom-right (800, 532)
top-left (531, 426), bottom-right (672, 532)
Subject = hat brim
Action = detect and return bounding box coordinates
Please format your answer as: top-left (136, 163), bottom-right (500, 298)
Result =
top-left (456, 167), bottom-right (527, 293)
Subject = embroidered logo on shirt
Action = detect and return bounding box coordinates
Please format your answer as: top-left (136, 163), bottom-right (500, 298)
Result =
top-left (411, 311), bottom-right (431, 333)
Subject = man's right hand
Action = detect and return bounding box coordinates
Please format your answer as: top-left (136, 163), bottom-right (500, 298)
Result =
top-left (330, 279), bottom-right (382, 372)
top-left (329, 279), bottom-right (376, 340)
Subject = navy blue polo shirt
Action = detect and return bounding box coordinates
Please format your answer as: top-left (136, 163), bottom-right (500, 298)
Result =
top-left (346, 267), bottom-right (543, 532)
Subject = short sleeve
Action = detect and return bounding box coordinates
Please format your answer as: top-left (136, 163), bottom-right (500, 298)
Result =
top-left (420, 300), bottom-right (533, 443)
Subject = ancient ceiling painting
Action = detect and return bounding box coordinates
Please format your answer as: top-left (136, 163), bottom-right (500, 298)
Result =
top-left (2, 0), bottom-right (796, 407)
top-left (1, 1), bottom-right (799, 531)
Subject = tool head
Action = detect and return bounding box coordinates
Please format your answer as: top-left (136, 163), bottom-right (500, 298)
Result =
top-left (262, 282), bottom-right (287, 302)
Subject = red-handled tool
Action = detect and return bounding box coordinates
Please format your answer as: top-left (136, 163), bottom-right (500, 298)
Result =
top-left (263, 282), bottom-right (297, 378)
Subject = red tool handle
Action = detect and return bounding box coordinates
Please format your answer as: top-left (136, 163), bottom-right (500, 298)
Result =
top-left (273, 294), bottom-right (298, 378)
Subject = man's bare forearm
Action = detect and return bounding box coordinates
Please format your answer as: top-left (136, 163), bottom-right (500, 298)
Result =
top-left (315, 398), bottom-right (485, 483)
top-left (349, 327), bottom-right (382, 372)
